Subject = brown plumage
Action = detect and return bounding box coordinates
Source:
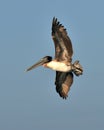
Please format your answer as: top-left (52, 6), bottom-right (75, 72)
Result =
top-left (55, 71), bottom-right (73, 99)
top-left (52, 17), bottom-right (73, 62)
top-left (52, 17), bottom-right (73, 99)
top-left (26, 17), bottom-right (83, 99)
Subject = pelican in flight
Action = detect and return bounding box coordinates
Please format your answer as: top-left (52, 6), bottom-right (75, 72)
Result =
top-left (26, 17), bottom-right (83, 99)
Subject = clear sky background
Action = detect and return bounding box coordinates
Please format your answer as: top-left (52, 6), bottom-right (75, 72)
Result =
top-left (0, 0), bottom-right (104, 130)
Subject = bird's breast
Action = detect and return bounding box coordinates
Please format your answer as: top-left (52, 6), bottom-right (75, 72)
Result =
top-left (45, 61), bottom-right (72, 72)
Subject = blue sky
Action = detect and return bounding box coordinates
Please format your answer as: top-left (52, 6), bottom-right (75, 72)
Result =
top-left (0, 0), bottom-right (104, 130)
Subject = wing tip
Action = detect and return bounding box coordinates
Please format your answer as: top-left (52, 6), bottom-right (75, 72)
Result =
top-left (52, 17), bottom-right (66, 35)
top-left (56, 85), bottom-right (69, 99)
top-left (52, 17), bottom-right (61, 26)
top-left (58, 91), bottom-right (68, 99)
top-left (52, 17), bottom-right (57, 23)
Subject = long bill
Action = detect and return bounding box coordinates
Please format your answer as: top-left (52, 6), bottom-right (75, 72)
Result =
top-left (25, 58), bottom-right (46, 72)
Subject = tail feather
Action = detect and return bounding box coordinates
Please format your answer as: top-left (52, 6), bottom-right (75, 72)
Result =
top-left (72, 60), bottom-right (83, 76)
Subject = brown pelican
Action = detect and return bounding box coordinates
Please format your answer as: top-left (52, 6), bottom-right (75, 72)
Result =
top-left (26, 17), bottom-right (83, 99)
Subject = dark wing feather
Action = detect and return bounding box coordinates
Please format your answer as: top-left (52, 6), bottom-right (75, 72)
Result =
top-left (52, 17), bottom-right (73, 62)
top-left (55, 71), bottom-right (73, 99)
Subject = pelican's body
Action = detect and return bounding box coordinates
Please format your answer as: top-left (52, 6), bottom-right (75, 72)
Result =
top-left (26, 17), bottom-right (83, 99)
top-left (44, 61), bottom-right (72, 72)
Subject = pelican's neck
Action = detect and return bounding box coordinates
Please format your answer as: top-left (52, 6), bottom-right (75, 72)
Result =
top-left (45, 61), bottom-right (72, 72)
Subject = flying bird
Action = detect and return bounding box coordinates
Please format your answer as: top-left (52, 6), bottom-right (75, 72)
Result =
top-left (26, 17), bottom-right (83, 99)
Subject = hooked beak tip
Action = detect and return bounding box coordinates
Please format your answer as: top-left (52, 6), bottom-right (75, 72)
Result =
top-left (24, 69), bottom-right (28, 72)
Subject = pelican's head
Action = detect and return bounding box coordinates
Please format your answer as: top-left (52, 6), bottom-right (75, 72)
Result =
top-left (26, 56), bottom-right (52, 72)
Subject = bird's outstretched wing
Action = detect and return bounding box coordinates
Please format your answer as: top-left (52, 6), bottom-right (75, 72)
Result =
top-left (52, 17), bottom-right (73, 62)
top-left (55, 71), bottom-right (73, 99)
